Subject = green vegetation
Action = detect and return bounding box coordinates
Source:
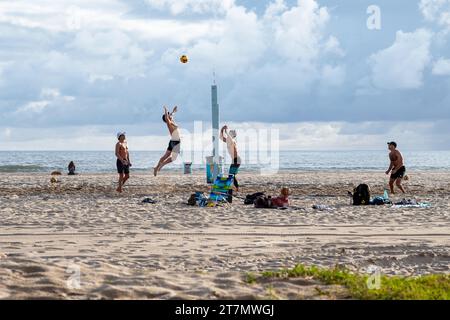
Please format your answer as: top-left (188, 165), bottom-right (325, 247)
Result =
top-left (261, 264), bottom-right (450, 300)
top-left (245, 272), bottom-right (258, 285)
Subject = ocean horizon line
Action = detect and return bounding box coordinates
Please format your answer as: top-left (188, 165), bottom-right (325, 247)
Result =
top-left (0, 149), bottom-right (446, 153)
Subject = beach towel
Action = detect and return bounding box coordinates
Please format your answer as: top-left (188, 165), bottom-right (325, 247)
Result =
top-left (392, 199), bottom-right (431, 208)
top-left (391, 203), bottom-right (431, 208)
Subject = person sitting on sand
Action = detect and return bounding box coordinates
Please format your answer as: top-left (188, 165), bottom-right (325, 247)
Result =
top-left (154, 106), bottom-right (181, 176)
top-left (68, 161), bottom-right (76, 175)
top-left (220, 125), bottom-right (241, 192)
top-left (271, 187), bottom-right (291, 208)
top-left (385, 141), bottom-right (406, 194)
top-left (116, 132), bottom-right (131, 193)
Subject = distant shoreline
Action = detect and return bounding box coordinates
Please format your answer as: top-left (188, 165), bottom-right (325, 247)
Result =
top-left (2, 169), bottom-right (450, 175)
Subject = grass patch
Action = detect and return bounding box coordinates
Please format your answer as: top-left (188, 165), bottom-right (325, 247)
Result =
top-left (245, 272), bottom-right (258, 285)
top-left (261, 264), bottom-right (450, 300)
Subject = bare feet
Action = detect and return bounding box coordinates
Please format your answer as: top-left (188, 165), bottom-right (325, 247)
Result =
top-left (116, 187), bottom-right (122, 193)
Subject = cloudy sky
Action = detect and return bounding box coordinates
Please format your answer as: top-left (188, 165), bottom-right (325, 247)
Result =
top-left (0, 0), bottom-right (449, 150)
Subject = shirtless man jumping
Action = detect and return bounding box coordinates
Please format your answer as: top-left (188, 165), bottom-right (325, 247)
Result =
top-left (115, 132), bottom-right (131, 193)
top-left (154, 106), bottom-right (181, 176)
top-left (385, 141), bottom-right (406, 194)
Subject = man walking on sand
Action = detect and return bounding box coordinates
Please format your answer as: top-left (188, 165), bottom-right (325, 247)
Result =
top-left (115, 132), bottom-right (131, 193)
top-left (385, 141), bottom-right (406, 194)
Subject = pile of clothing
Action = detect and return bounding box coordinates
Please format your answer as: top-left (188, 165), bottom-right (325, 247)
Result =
top-left (187, 192), bottom-right (209, 207)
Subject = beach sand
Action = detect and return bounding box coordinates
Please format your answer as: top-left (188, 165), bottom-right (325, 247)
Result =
top-left (0, 171), bottom-right (449, 299)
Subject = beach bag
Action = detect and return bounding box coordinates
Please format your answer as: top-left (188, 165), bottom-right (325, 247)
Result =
top-left (353, 184), bottom-right (370, 205)
top-left (254, 196), bottom-right (272, 208)
top-left (187, 192), bottom-right (208, 206)
top-left (244, 192), bottom-right (265, 205)
top-left (187, 194), bottom-right (197, 206)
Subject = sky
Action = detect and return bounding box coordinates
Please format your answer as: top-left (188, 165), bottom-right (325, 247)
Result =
top-left (0, 0), bottom-right (449, 151)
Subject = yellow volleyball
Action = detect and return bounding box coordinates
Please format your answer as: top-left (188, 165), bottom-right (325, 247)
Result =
top-left (180, 55), bottom-right (188, 63)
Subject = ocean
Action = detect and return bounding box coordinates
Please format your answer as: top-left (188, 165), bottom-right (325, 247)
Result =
top-left (1, 150), bottom-right (450, 173)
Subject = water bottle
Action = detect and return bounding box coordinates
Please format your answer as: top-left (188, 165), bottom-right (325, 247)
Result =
top-left (383, 189), bottom-right (389, 200)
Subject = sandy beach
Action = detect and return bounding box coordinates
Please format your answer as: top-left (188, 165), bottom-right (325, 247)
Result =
top-left (0, 171), bottom-right (449, 299)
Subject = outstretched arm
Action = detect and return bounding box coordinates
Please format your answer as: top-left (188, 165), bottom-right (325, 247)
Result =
top-left (163, 106), bottom-right (173, 126)
top-left (163, 106), bottom-right (170, 118)
top-left (220, 125), bottom-right (228, 143)
top-left (386, 160), bottom-right (394, 175)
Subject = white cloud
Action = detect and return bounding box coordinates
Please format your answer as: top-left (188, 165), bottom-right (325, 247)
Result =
top-left (369, 29), bottom-right (433, 90)
top-left (271, 0), bottom-right (331, 65)
top-left (41, 88), bottom-right (60, 99)
top-left (183, 0), bottom-right (344, 80)
top-left (419, 0), bottom-right (450, 27)
top-left (5, 0), bottom-right (445, 138)
top-left (15, 88), bottom-right (75, 114)
top-left (145, 0), bottom-right (234, 15)
top-left (264, 0), bottom-right (287, 19)
top-left (324, 36), bottom-right (345, 57)
top-left (3, 120), bottom-right (448, 151)
top-left (18, 101), bottom-right (51, 113)
top-left (432, 58), bottom-right (450, 75)
top-left (186, 6), bottom-right (265, 75)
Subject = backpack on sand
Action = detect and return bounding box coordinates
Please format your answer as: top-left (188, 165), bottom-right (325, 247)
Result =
top-left (254, 196), bottom-right (272, 208)
top-left (244, 192), bottom-right (265, 205)
top-left (353, 184), bottom-right (370, 205)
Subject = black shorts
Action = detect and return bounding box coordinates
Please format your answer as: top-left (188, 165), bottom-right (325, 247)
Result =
top-left (167, 140), bottom-right (180, 152)
top-left (116, 159), bottom-right (130, 174)
top-left (390, 166), bottom-right (406, 180)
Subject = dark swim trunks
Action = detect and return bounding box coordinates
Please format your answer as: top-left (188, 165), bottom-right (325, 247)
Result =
top-left (116, 159), bottom-right (130, 174)
top-left (167, 140), bottom-right (181, 152)
top-left (390, 166), bottom-right (406, 180)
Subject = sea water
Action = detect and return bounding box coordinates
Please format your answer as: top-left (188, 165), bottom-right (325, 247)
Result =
top-left (1, 150), bottom-right (449, 173)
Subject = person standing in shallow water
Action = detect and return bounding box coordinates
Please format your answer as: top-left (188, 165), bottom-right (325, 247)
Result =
top-left (154, 106), bottom-right (181, 176)
top-left (68, 161), bottom-right (76, 175)
top-left (115, 132), bottom-right (131, 193)
top-left (385, 141), bottom-right (406, 194)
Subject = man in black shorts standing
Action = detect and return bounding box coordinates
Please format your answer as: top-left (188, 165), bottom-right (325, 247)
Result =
top-left (115, 132), bottom-right (131, 193)
top-left (385, 141), bottom-right (406, 194)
